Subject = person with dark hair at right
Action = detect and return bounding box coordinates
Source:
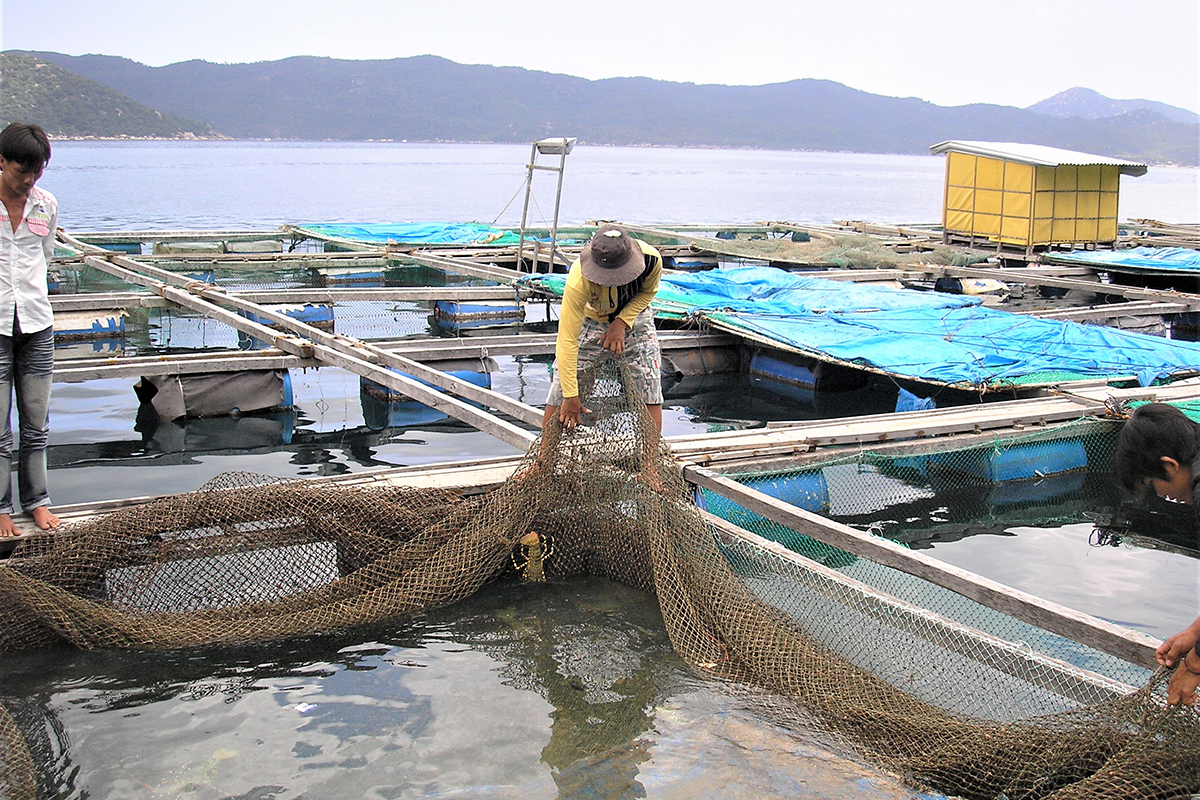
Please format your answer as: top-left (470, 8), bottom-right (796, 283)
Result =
top-left (1114, 401), bottom-right (1200, 506)
top-left (1113, 402), bottom-right (1200, 704)
top-left (0, 121), bottom-right (60, 537)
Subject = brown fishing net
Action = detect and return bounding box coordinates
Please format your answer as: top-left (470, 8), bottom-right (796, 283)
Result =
top-left (1, 356), bottom-right (1198, 799)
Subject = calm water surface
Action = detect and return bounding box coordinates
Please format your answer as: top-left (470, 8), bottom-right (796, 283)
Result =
top-left (2, 578), bottom-right (930, 800)
top-left (44, 141), bottom-right (1199, 230)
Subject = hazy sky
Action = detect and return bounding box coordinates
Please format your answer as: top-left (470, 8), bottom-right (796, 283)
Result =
top-left (3, 0), bottom-right (1198, 113)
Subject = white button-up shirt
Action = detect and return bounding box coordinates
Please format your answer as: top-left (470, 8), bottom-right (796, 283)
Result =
top-left (0, 185), bottom-right (57, 334)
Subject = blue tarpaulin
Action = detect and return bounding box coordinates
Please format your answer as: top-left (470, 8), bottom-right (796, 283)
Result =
top-left (523, 266), bottom-right (1200, 390)
top-left (296, 223), bottom-right (521, 246)
top-left (1047, 247), bottom-right (1200, 273)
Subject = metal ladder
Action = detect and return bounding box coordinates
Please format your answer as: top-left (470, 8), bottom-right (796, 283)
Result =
top-left (516, 137), bottom-right (576, 273)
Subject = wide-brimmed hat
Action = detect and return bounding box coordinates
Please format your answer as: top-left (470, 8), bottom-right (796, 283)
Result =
top-left (580, 226), bottom-right (644, 286)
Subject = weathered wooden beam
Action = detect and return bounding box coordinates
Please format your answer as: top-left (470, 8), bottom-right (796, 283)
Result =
top-left (73, 229), bottom-right (290, 244)
top-left (829, 220), bottom-right (943, 240)
top-left (51, 293), bottom-right (169, 311)
top-left (49, 286), bottom-right (528, 313)
top-left (52, 330), bottom-right (740, 381)
top-left (1023, 300), bottom-right (1188, 321)
top-left (54, 352), bottom-right (315, 382)
top-left (919, 264), bottom-right (1200, 310)
top-left (670, 395), bottom-right (1109, 464)
top-left (132, 250), bottom-right (388, 262)
top-left (384, 330), bottom-right (738, 358)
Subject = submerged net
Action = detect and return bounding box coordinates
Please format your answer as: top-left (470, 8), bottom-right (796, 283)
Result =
top-left (0, 357), bottom-right (1198, 799)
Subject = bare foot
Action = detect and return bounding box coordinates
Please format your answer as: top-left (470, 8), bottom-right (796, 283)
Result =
top-left (30, 506), bottom-right (61, 530)
top-left (0, 513), bottom-right (16, 538)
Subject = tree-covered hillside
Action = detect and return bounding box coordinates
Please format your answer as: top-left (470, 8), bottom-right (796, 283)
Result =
top-left (0, 52), bottom-right (219, 139)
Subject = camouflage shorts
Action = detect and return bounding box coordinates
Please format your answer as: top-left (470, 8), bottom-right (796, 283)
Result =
top-left (547, 309), bottom-right (663, 406)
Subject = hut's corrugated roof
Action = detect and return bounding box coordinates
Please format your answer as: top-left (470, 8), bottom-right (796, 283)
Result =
top-left (929, 140), bottom-right (1148, 177)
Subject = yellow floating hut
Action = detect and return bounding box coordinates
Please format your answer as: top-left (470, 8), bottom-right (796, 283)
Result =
top-left (929, 141), bottom-right (1147, 253)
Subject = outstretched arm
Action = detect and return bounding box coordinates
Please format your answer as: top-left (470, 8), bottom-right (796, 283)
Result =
top-left (1158, 615), bottom-right (1200, 667)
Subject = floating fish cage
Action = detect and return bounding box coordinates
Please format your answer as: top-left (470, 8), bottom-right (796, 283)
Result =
top-left (433, 298), bottom-right (524, 330)
top-left (697, 417), bottom-right (1157, 682)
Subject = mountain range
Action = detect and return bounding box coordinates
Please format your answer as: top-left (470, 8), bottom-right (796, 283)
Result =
top-left (2, 50), bottom-right (1196, 165)
top-left (1026, 86), bottom-right (1199, 125)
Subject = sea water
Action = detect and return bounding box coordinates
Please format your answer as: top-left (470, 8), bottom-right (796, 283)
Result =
top-left (3, 578), bottom-right (934, 800)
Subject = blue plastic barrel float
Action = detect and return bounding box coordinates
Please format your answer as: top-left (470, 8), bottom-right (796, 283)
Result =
top-left (433, 299), bottom-right (523, 331)
top-left (238, 303), bottom-right (336, 349)
top-left (360, 363), bottom-right (493, 431)
top-left (697, 469), bottom-right (856, 568)
top-left (747, 348), bottom-right (870, 410)
top-left (663, 255), bottom-right (718, 272)
top-left (928, 438), bottom-right (1089, 506)
top-left (98, 241), bottom-right (144, 255)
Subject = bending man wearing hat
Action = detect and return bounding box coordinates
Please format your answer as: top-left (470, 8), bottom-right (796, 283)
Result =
top-left (544, 225), bottom-right (663, 433)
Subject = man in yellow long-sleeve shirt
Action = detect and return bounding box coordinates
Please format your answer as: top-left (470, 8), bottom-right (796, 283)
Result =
top-left (544, 225), bottom-right (663, 432)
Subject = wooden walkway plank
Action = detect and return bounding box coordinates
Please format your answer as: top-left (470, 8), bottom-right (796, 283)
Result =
top-left (920, 264), bottom-right (1200, 310)
top-left (670, 395), bottom-right (1109, 464)
top-left (49, 286), bottom-right (530, 313)
top-left (51, 330), bottom-right (739, 382)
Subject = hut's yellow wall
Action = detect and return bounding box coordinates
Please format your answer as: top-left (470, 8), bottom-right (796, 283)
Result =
top-left (942, 153), bottom-right (1121, 247)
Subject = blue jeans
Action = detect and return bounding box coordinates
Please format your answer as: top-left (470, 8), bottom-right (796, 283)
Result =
top-left (0, 324), bottom-right (54, 514)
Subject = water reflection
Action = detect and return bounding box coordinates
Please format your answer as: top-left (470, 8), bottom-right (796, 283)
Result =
top-left (0, 578), bottom-right (929, 800)
top-left (443, 579), bottom-right (680, 798)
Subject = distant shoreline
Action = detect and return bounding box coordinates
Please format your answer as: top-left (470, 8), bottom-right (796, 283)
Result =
top-left (44, 138), bottom-right (1199, 168)
top-left (49, 136), bottom-right (858, 153)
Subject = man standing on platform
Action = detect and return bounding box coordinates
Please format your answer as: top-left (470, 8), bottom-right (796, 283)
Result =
top-left (0, 122), bottom-right (61, 536)
top-left (544, 225), bottom-right (664, 433)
